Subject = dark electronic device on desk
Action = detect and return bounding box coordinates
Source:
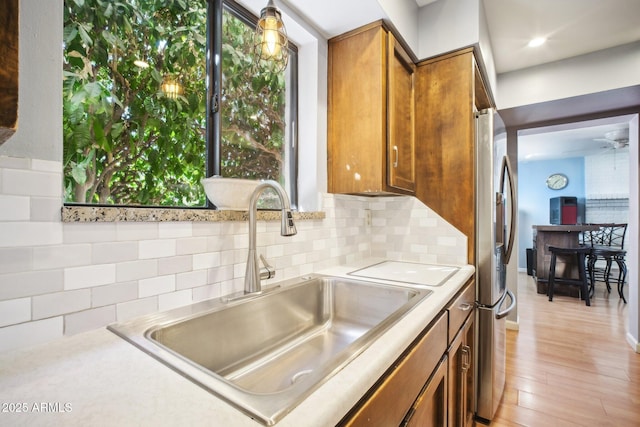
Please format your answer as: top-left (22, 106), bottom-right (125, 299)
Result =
top-left (549, 197), bottom-right (584, 225)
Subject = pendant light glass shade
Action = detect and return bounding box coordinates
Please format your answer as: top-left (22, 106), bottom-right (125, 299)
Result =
top-left (161, 76), bottom-right (184, 99)
top-left (254, 0), bottom-right (289, 72)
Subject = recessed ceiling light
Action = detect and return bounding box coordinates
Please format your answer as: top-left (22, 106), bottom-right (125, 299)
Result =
top-left (528, 37), bottom-right (546, 48)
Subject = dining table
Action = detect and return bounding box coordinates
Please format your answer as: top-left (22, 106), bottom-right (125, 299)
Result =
top-left (531, 224), bottom-right (600, 295)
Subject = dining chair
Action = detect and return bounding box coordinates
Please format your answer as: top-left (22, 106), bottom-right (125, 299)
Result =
top-left (547, 245), bottom-right (592, 306)
top-left (584, 223), bottom-right (628, 303)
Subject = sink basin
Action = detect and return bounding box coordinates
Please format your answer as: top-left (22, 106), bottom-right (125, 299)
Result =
top-left (108, 275), bottom-right (431, 425)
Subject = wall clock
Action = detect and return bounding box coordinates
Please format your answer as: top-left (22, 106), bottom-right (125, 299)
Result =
top-left (546, 173), bottom-right (568, 190)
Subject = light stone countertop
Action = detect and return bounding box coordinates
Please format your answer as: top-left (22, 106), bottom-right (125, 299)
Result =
top-left (0, 260), bottom-right (474, 427)
top-left (61, 206), bottom-right (325, 222)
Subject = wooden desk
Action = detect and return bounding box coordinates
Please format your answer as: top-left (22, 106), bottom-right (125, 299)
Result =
top-left (532, 225), bottom-right (600, 295)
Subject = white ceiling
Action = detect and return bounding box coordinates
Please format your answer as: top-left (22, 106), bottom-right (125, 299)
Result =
top-left (482, 0), bottom-right (640, 74)
top-left (482, 0), bottom-right (640, 160)
top-left (275, 0), bottom-right (640, 161)
top-left (517, 117), bottom-right (632, 163)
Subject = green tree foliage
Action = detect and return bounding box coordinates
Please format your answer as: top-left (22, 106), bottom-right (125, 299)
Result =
top-left (220, 11), bottom-right (286, 181)
top-left (63, 0), bottom-right (287, 206)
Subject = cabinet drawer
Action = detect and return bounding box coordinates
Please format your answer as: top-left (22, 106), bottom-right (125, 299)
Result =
top-left (341, 312), bottom-right (448, 426)
top-left (446, 279), bottom-right (475, 343)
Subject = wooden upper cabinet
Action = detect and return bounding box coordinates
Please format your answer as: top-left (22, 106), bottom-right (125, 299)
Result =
top-left (328, 22), bottom-right (415, 195)
top-left (0, 0), bottom-right (19, 145)
top-left (415, 49), bottom-right (493, 263)
top-left (387, 33), bottom-right (416, 193)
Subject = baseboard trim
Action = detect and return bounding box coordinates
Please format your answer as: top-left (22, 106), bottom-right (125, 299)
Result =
top-left (626, 331), bottom-right (640, 353)
top-left (506, 317), bottom-right (519, 331)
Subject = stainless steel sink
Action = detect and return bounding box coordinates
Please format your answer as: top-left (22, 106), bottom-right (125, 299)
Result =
top-left (108, 274), bottom-right (432, 425)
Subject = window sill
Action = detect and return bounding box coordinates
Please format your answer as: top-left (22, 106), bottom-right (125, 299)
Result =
top-left (61, 206), bottom-right (325, 223)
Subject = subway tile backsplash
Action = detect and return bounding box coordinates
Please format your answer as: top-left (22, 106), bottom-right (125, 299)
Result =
top-left (0, 156), bottom-right (468, 353)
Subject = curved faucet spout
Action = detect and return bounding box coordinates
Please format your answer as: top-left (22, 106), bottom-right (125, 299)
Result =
top-left (245, 180), bottom-right (297, 294)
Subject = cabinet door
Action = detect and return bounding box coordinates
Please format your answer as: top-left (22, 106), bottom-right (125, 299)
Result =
top-left (341, 313), bottom-right (447, 426)
top-left (462, 315), bottom-right (475, 426)
top-left (403, 356), bottom-right (448, 427)
top-left (328, 25), bottom-right (386, 194)
top-left (448, 314), bottom-right (475, 427)
top-left (387, 32), bottom-right (416, 192)
top-left (0, 0), bottom-right (19, 144)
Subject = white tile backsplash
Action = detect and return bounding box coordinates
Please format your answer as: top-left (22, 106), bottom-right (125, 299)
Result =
top-left (30, 197), bottom-right (62, 222)
top-left (0, 247), bottom-right (33, 274)
top-left (1, 168), bottom-right (62, 197)
top-left (138, 275), bottom-right (176, 298)
top-left (0, 156), bottom-right (469, 353)
top-left (91, 281), bottom-right (138, 307)
top-left (176, 236), bottom-right (208, 255)
top-left (64, 306), bottom-right (116, 336)
top-left (91, 241), bottom-right (138, 264)
top-left (0, 222), bottom-right (63, 247)
top-left (0, 269), bottom-right (64, 300)
top-left (0, 195), bottom-right (30, 220)
top-left (193, 251), bottom-right (222, 271)
top-left (64, 264), bottom-right (117, 290)
top-left (33, 243), bottom-right (92, 270)
top-left (115, 297), bottom-right (158, 322)
top-left (116, 222), bottom-right (159, 241)
top-left (158, 289), bottom-right (193, 311)
top-left (0, 298), bottom-right (31, 327)
top-left (32, 289), bottom-right (91, 320)
top-left (158, 255), bottom-right (193, 276)
top-left (64, 222), bottom-right (118, 243)
top-left (138, 238), bottom-right (177, 259)
top-left (0, 317), bottom-right (63, 354)
top-left (176, 270), bottom-right (208, 290)
top-left (115, 259), bottom-right (158, 282)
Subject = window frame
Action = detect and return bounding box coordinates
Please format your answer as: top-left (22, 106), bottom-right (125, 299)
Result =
top-left (62, 0), bottom-right (299, 210)
top-left (211, 0), bottom-right (299, 209)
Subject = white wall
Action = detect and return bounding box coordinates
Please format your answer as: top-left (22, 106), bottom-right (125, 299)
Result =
top-left (627, 115), bottom-right (639, 352)
top-left (417, 0), bottom-right (479, 58)
top-left (0, 0), bottom-right (468, 354)
top-left (377, 0), bottom-right (419, 52)
top-left (0, 0), bottom-right (61, 162)
top-left (497, 41), bottom-right (640, 110)
top-left (416, 0), bottom-right (497, 98)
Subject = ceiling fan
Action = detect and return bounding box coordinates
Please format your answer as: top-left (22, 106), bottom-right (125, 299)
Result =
top-left (593, 129), bottom-right (630, 150)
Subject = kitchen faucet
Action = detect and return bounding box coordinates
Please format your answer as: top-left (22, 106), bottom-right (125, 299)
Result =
top-left (244, 180), bottom-right (297, 294)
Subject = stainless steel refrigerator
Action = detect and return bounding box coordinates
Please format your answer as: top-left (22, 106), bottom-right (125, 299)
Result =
top-left (474, 108), bottom-right (517, 423)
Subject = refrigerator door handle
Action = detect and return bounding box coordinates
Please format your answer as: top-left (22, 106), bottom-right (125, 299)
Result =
top-left (496, 289), bottom-right (516, 319)
top-left (499, 155), bottom-right (516, 264)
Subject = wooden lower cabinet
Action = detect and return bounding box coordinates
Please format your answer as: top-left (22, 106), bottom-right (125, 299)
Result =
top-left (447, 315), bottom-right (475, 427)
top-left (339, 313), bottom-right (447, 426)
top-left (446, 281), bottom-right (476, 427)
top-left (339, 278), bottom-right (475, 427)
top-left (403, 356), bottom-right (448, 426)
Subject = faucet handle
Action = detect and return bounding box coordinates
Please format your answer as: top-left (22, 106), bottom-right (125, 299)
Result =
top-left (259, 254), bottom-right (276, 280)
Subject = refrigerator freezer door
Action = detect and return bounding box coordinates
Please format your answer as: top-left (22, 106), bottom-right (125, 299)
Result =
top-left (475, 303), bottom-right (507, 422)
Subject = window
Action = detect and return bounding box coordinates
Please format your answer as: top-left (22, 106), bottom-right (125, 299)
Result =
top-left (62, 0), bottom-right (297, 208)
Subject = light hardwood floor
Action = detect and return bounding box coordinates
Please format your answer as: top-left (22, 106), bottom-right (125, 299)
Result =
top-left (490, 272), bottom-right (640, 426)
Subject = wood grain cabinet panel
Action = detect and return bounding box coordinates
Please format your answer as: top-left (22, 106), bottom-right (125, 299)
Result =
top-left (387, 32), bottom-right (416, 192)
top-left (328, 22), bottom-right (415, 195)
top-left (446, 280), bottom-right (476, 427)
top-left (0, 0), bottom-right (19, 144)
top-left (339, 313), bottom-right (447, 426)
top-left (403, 357), bottom-right (448, 427)
top-left (447, 314), bottom-right (475, 427)
top-left (415, 49), bottom-right (493, 263)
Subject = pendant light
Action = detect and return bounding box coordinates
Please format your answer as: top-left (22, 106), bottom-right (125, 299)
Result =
top-left (161, 76), bottom-right (184, 99)
top-left (254, 0), bottom-right (289, 72)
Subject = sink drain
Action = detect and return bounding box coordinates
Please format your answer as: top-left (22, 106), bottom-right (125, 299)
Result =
top-left (290, 369), bottom-right (313, 384)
